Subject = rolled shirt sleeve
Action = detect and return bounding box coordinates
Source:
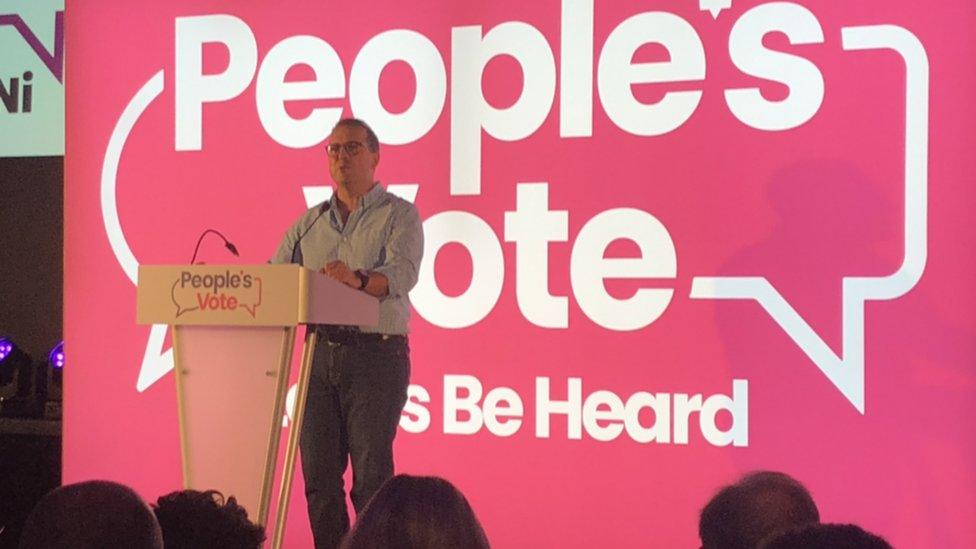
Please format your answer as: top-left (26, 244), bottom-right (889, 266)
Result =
top-left (373, 201), bottom-right (423, 299)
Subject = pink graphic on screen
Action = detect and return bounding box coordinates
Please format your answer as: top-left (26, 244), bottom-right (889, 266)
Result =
top-left (63, 1), bottom-right (976, 547)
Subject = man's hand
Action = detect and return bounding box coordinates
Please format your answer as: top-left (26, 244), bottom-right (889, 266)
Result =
top-left (321, 260), bottom-right (358, 288)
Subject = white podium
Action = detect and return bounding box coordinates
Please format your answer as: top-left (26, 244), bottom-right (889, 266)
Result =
top-left (137, 264), bottom-right (378, 548)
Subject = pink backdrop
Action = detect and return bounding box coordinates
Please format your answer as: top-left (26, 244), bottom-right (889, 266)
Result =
top-left (64, 1), bottom-right (976, 547)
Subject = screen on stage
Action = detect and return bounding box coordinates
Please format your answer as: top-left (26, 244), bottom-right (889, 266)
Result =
top-left (0, 0), bottom-right (63, 157)
top-left (64, 1), bottom-right (976, 546)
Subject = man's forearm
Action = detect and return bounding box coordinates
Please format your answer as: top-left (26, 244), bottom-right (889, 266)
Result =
top-left (323, 260), bottom-right (391, 298)
top-left (362, 271), bottom-right (389, 298)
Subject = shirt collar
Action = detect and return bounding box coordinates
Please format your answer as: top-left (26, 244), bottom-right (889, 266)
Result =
top-left (328, 181), bottom-right (385, 211)
top-left (361, 182), bottom-right (385, 209)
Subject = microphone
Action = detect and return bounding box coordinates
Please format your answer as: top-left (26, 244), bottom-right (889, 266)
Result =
top-left (190, 229), bottom-right (240, 264)
top-left (290, 201), bottom-right (331, 266)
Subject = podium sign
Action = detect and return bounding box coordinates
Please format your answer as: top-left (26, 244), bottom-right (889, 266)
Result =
top-left (137, 263), bottom-right (377, 326)
top-left (137, 264), bottom-right (378, 548)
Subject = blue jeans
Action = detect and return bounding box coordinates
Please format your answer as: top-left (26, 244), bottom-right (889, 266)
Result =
top-left (299, 329), bottom-right (410, 549)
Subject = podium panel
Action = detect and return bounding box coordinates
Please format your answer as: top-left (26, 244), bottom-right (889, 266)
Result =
top-left (172, 324), bottom-right (294, 524)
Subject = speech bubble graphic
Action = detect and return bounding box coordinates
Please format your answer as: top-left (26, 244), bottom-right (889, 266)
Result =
top-left (690, 25), bottom-right (929, 414)
top-left (100, 70), bottom-right (170, 392)
top-left (239, 276), bottom-right (262, 317)
top-left (169, 271), bottom-right (263, 318)
top-left (699, 0), bottom-right (732, 19)
top-left (171, 279), bottom-right (199, 317)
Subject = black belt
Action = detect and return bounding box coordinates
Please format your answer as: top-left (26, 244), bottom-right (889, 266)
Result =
top-left (316, 326), bottom-right (406, 348)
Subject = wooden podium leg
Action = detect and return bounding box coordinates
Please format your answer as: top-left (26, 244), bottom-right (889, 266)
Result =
top-left (271, 328), bottom-right (317, 549)
top-left (171, 326), bottom-right (192, 489)
top-left (256, 327), bottom-right (296, 527)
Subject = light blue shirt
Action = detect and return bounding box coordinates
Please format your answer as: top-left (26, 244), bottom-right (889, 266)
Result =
top-left (271, 183), bottom-right (423, 335)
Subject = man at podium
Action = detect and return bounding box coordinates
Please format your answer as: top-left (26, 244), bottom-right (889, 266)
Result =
top-left (271, 118), bottom-right (424, 549)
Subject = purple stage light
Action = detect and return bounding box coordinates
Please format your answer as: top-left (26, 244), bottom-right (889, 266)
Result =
top-left (0, 338), bottom-right (12, 362)
top-left (0, 338), bottom-right (31, 388)
top-left (48, 341), bottom-right (65, 369)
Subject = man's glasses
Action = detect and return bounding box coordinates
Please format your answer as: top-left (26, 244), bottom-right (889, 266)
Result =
top-left (326, 141), bottom-right (367, 157)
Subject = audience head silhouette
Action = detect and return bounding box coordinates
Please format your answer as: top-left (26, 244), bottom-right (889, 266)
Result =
top-left (19, 480), bottom-right (163, 549)
top-left (152, 489), bottom-right (265, 549)
top-left (341, 474), bottom-right (490, 549)
top-left (699, 471), bottom-right (820, 549)
top-left (759, 523), bottom-right (892, 549)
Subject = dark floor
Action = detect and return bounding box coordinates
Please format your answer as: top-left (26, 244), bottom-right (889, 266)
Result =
top-left (0, 419), bottom-right (61, 548)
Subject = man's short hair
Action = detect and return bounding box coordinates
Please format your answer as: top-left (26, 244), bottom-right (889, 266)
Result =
top-left (19, 480), bottom-right (163, 548)
top-left (759, 523), bottom-right (892, 549)
top-left (152, 489), bottom-right (265, 549)
top-left (333, 118), bottom-right (380, 153)
top-left (699, 471), bottom-right (820, 549)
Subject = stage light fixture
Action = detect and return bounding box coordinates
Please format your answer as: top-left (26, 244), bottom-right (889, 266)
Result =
top-left (0, 337), bottom-right (31, 388)
top-left (47, 340), bottom-right (64, 410)
top-left (0, 337), bottom-right (46, 417)
top-left (48, 341), bottom-right (64, 369)
top-left (0, 338), bottom-right (12, 359)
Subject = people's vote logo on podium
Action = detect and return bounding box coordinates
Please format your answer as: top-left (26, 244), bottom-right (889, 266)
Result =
top-left (171, 269), bottom-right (263, 319)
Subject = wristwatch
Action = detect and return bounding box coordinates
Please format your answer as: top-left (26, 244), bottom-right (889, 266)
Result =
top-left (355, 270), bottom-right (369, 290)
